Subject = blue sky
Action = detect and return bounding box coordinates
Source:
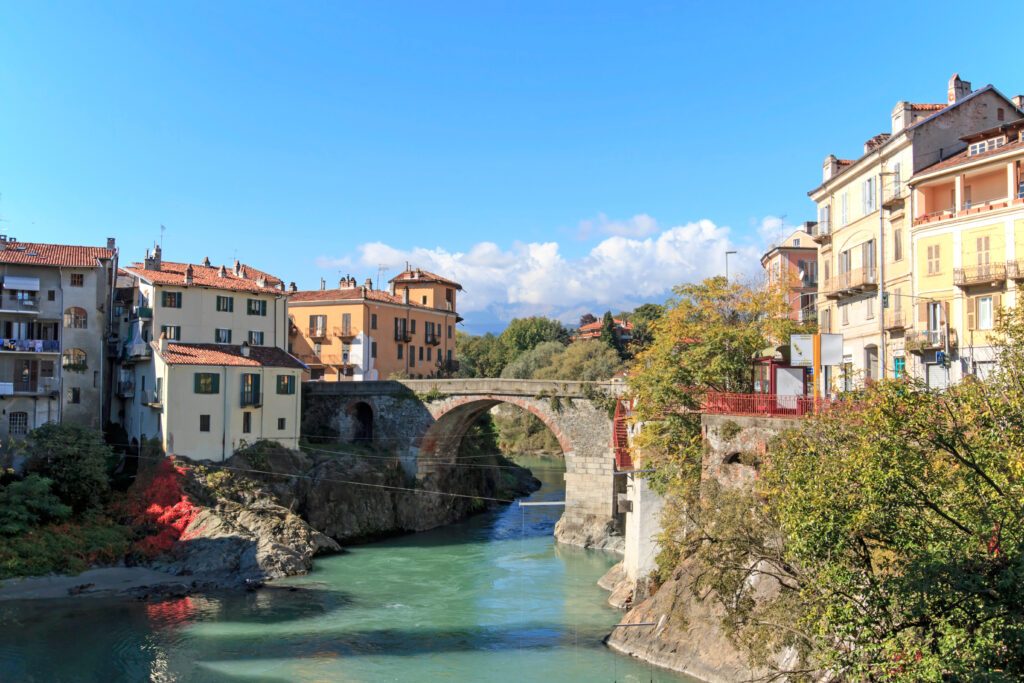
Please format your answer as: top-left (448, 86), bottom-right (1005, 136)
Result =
top-left (2, 1), bottom-right (1022, 332)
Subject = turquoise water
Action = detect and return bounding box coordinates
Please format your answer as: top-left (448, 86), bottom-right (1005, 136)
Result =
top-left (0, 456), bottom-right (693, 682)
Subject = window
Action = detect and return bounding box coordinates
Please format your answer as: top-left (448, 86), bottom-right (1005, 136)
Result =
top-left (242, 412), bottom-right (252, 433)
top-left (47, 290), bottom-right (55, 301)
top-left (67, 387), bottom-right (81, 404)
top-left (445, 288), bottom-right (454, 304)
top-left (161, 291), bottom-right (182, 308)
top-left (410, 319), bottom-right (416, 334)
top-left (842, 303), bottom-right (849, 325)
top-left (977, 236), bottom-right (991, 271)
top-left (421, 295), bottom-right (427, 305)
top-left (397, 344), bottom-right (403, 360)
top-left (448, 325), bottom-right (452, 338)
top-left (370, 314), bottom-right (378, 330)
top-left (341, 313), bottom-right (352, 336)
top-left (840, 192), bottom-right (848, 226)
top-left (371, 341), bottom-right (377, 358)
top-left (419, 346), bottom-right (424, 361)
top-left (40, 361), bottom-right (54, 378)
top-left (410, 346), bottom-right (416, 367)
top-left (194, 373), bottom-right (220, 394)
top-left (862, 176), bottom-right (876, 214)
top-left (199, 415), bottom-right (211, 432)
top-left (215, 328), bottom-right (232, 344)
top-left (247, 299), bottom-right (267, 316)
top-left (249, 331), bottom-right (265, 345)
top-left (968, 136), bottom-right (1006, 156)
top-left (998, 107), bottom-right (1006, 122)
top-left (818, 204), bottom-right (831, 231)
top-left (927, 244), bottom-right (941, 275)
top-left (866, 296), bottom-right (874, 320)
top-left (977, 295), bottom-right (994, 330)
top-left (62, 348), bottom-right (87, 369)
top-left (893, 228), bottom-right (903, 262)
top-left (276, 374), bottom-right (295, 395)
top-left (892, 162), bottom-right (901, 195)
top-left (216, 296), bottom-right (234, 312)
top-left (277, 417), bottom-right (286, 430)
top-left (426, 347), bottom-right (432, 361)
top-left (241, 373), bottom-right (261, 407)
top-left (309, 314), bottom-right (327, 336)
top-left (70, 273), bottom-right (84, 287)
top-left (160, 325), bottom-right (181, 341)
top-left (63, 306), bottom-right (87, 329)
top-left (8, 412), bottom-right (28, 436)
top-left (893, 356), bottom-right (906, 379)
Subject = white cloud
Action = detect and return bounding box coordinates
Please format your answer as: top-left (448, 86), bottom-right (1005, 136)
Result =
top-left (577, 212), bottom-right (660, 240)
top-left (317, 216), bottom-right (765, 331)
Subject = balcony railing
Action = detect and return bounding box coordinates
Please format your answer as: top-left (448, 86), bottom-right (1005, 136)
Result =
top-left (882, 181), bottom-right (906, 208)
top-left (334, 326), bottom-right (356, 340)
top-left (11, 377), bottom-right (58, 396)
top-left (0, 338), bottom-right (60, 353)
top-left (117, 381), bottom-right (135, 398)
top-left (1008, 259), bottom-right (1024, 280)
top-left (824, 267), bottom-right (877, 298)
top-left (240, 389), bottom-right (262, 408)
top-left (914, 196), bottom-right (1024, 227)
top-left (124, 342), bottom-right (152, 361)
top-left (425, 332), bottom-right (441, 345)
top-left (702, 391), bottom-right (830, 418)
top-left (811, 220), bottom-right (831, 243)
top-left (142, 389), bottom-right (162, 406)
top-left (0, 297), bottom-right (39, 313)
top-left (906, 329), bottom-right (946, 352)
top-left (953, 263), bottom-right (1006, 287)
top-left (308, 326), bottom-right (328, 339)
top-left (132, 305), bottom-right (153, 320)
top-left (884, 310), bottom-right (906, 330)
top-left (394, 329), bottom-right (412, 342)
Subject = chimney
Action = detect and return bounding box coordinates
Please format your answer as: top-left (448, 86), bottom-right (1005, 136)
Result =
top-left (802, 221), bottom-right (815, 235)
top-left (233, 259), bottom-right (241, 276)
top-left (257, 276), bottom-right (266, 288)
top-left (106, 237), bottom-right (116, 250)
top-left (891, 101), bottom-right (912, 134)
top-left (202, 256), bottom-right (211, 267)
top-left (320, 278), bottom-right (326, 291)
top-left (240, 341), bottom-right (251, 358)
top-left (184, 264), bottom-right (193, 285)
top-left (402, 287), bottom-right (410, 305)
top-left (822, 154), bottom-right (841, 182)
top-left (158, 331), bottom-right (168, 355)
top-left (289, 281), bottom-right (297, 292)
top-left (364, 277), bottom-right (373, 289)
top-left (948, 73), bottom-right (972, 104)
top-left (1013, 95), bottom-right (1024, 110)
top-left (144, 244), bottom-right (162, 271)
top-left (218, 265), bottom-right (227, 278)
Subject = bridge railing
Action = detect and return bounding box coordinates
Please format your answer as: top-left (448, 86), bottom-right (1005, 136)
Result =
top-left (702, 391), bottom-right (830, 418)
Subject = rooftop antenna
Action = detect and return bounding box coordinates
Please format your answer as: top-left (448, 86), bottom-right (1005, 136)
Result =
top-left (376, 263), bottom-right (388, 291)
top-left (160, 224), bottom-right (166, 248)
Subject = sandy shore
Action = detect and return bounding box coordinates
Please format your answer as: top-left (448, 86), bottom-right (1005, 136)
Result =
top-left (0, 567), bottom-right (188, 601)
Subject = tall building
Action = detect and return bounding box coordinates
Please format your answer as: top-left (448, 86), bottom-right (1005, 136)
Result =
top-left (288, 268), bottom-right (461, 381)
top-left (0, 236), bottom-right (116, 438)
top-left (759, 223), bottom-right (819, 322)
top-left (809, 74), bottom-right (1023, 389)
top-left (112, 247), bottom-right (302, 460)
top-left (907, 117), bottom-right (1024, 387)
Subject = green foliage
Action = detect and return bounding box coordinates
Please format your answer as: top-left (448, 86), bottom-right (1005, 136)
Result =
top-left (416, 387), bottom-right (448, 402)
top-left (25, 423), bottom-right (114, 514)
top-left (455, 330), bottom-right (507, 378)
top-left (498, 316), bottom-right (569, 358)
top-left (501, 341), bottom-right (566, 379)
top-left (717, 419), bottom-right (741, 441)
top-left (534, 340), bottom-right (623, 382)
top-left (579, 312), bottom-right (598, 327)
top-left (0, 475), bottom-right (71, 535)
top-left (0, 517), bottom-right (131, 579)
top-left (492, 406), bottom-right (561, 453)
top-left (599, 310), bottom-right (618, 349)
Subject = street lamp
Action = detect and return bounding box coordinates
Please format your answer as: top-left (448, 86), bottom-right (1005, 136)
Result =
top-left (725, 250), bottom-right (738, 281)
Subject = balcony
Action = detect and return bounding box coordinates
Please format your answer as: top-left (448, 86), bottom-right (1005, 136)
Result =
top-left (882, 181), bottom-right (906, 209)
top-left (914, 197), bottom-right (1024, 227)
top-left (334, 326), bottom-right (356, 342)
top-left (1008, 260), bottom-right (1024, 280)
top-left (12, 377), bottom-right (59, 396)
top-left (905, 329), bottom-right (957, 353)
top-left (953, 263), bottom-right (1006, 287)
top-left (240, 390), bottom-right (262, 408)
top-left (0, 338), bottom-right (60, 353)
top-left (132, 305), bottom-right (153, 320)
top-left (308, 326), bottom-right (329, 340)
top-left (124, 342), bottom-right (152, 362)
top-left (117, 380), bottom-right (135, 398)
top-left (914, 209), bottom-right (955, 226)
top-left (884, 310), bottom-right (907, 331)
top-left (142, 389), bottom-right (162, 407)
top-left (824, 267), bottom-right (878, 299)
top-left (296, 352), bottom-right (322, 366)
top-left (0, 297), bottom-right (40, 314)
top-left (810, 220), bottom-right (831, 244)
top-left (425, 332), bottom-right (441, 346)
top-left (394, 330), bottom-right (412, 342)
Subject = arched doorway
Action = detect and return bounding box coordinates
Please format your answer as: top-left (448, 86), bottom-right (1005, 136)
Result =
top-left (349, 401), bottom-right (374, 443)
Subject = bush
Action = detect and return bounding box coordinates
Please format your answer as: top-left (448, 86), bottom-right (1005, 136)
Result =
top-left (25, 423), bottom-right (114, 513)
top-left (0, 518), bottom-right (131, 579)
top-left (0, 475), bottom-right (71, 535)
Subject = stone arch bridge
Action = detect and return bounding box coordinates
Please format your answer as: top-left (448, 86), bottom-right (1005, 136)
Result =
top-left (302, 378), bottom-right (627, 550)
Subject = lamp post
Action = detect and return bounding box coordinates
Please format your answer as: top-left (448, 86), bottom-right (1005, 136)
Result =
top-left (725, 250), bottom-right (738, 281)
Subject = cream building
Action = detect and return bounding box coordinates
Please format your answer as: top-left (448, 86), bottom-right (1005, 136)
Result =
top-left (908, 117), bottom-right (1024, 387)
top-left (113, 246), bottom-right (302, 460)
top-left (809, 74), bottom-right (1022, 390)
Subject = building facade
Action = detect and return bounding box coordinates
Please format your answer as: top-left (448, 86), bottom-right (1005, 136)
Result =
top-left (907, 118), bottom-right (1024, 387)
top-left (809, 74), bottom-right (1023, 390)
top-left (288, 268), bottom-right (461, 381)
top-left (760, 224), bottom-right (819, 322)
top-left (0, 237), bottom-right (116, 439)
top-left (112, 247), bottom-right (301, 460)
top-left (573, 318), bottom-right (634, 343)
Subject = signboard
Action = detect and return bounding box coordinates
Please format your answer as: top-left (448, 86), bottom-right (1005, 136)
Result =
top-left (790, 334), bottom-right (814, 367)
top-left (820, 333), bottom-right (844, 366)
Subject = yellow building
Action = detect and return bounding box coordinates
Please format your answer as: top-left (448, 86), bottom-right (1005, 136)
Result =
top-left (908, 118), bottom-right (1024, 386)
top-left (288, 267), bottom-right (461, 381)
top-left (114, 246), bottom-right (302, 460)
top-left (809, 74), bottom-right (1022, 390)
top-left (759, 224), bottom-right (818, 323)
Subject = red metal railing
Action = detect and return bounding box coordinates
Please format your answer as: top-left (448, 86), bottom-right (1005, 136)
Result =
top-left (613, 398), bottom-right (633, 470)
top-left (702, 391), bottom-right (829, 418)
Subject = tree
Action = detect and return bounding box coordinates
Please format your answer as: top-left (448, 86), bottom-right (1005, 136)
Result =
top-left (630, 302), bottom-right (665, 325)
top-left (0, 475), bottom-right (71, 535)
top-left (534, 339), bottom-right (623, 382)
top-left (498, 317), bottom-right (569, 360)
top-left (455, 331), bottom-right (506, 378)
top-left (501, 341), bottom-right (566, 379)
top-left (579, 312), bottom-right (598, 327)
top-left (598, 311), bottom-right (618, 351)
top-left (25, 423), bottom-right (114, 513)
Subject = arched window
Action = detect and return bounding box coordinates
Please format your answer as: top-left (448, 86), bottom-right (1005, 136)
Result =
top-left (62, 348), bottom-right (87, 370)
top-left (64, 306), bottom-right (87, 329)
top-left (8, 412), bottom-right (28, 436)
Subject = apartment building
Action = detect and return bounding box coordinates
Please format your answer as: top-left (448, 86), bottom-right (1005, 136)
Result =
top-left (907, 117), bottom-right (1024, 387)
top-left (0, 237), bottom-right (116, 438)
top-left (112, 246), bottom-right (302, 460)
top-left (288, 268), bottom-right (461, 381)
top-left (760, 223), bottom-right (818, 322)
top-left (809, 74), bottom-right (1022, 389)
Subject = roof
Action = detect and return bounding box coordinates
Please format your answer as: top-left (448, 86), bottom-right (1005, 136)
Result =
top-left (577, 319), bottom-right (634, 333)
top-left (389, 268), bottom-right (463, 290)
top-left (289, 287), bottom-right (432, 308)
top-left (913, 134), bottom-right (1024, 179)
top-left (909, 103), bottom-right (946, 112)
top-left (123, 260), bottom-right (285, 294)
top-left (156, 342), bottom-right (306, 369)
top-left (0, 241), bottom-right (113, 268)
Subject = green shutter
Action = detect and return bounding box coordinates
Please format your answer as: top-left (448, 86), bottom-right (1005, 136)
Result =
top-left (194, 373), bottom-right (201, 393)
top-left (211, 374), bottom-right (220, 394)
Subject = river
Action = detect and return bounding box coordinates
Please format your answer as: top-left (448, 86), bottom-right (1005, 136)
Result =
top-left (0, 455), bottom-right (694, 682)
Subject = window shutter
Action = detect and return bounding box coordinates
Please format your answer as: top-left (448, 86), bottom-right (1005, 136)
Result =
top-left (994, 293), bottom-right (1002, 318)
top-left (253, 374), bottom-right (261, 397)
top-left (918, 302), bottom-right (928, 324)
top-left (194, 373), bottom-right (201, 393)
top-left (942, 301), bottom-right (950, 330)
top-left (967, 297), bottom-right (976, 330)
top-left (211, 374), bottom-right (220, 394)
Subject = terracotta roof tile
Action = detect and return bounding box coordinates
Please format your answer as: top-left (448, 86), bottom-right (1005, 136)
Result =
top-left (123, 260), bottom-right (285, 294)
top-left (0, 241), bottom-right (113, 268)
top-left (389, 268), bottom-right (462, 290)
top-left (914, 136), bottom-right (1024, 177)
top-left (157, 342), bottom-right (306, 369)
top-left (910, 103), bottom-right (946, 111)
top-left (289, 287), bottom-right (433, 308)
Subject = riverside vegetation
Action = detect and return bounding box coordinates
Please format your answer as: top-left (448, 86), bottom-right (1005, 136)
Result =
top-left (622, 276), bottom-right (1024, 681)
